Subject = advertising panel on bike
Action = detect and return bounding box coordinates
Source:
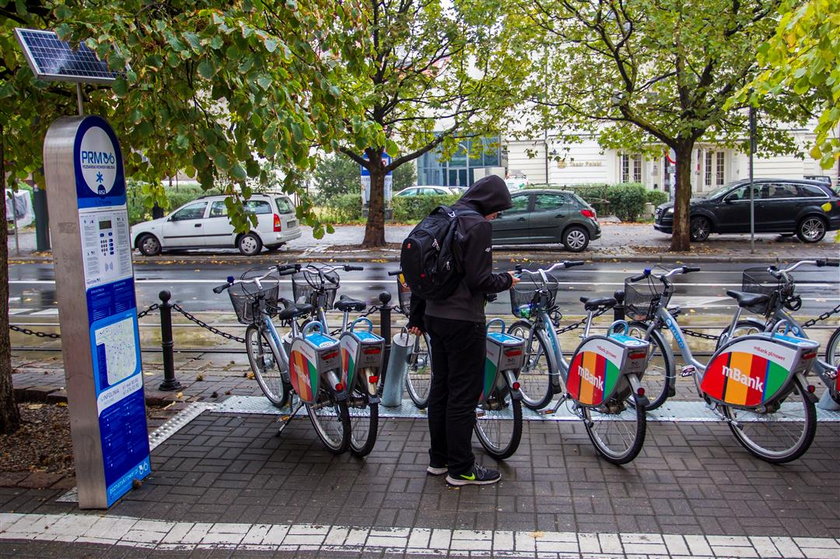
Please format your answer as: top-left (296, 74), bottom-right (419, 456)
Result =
top-left (340, 330), bottom-right (384, 394)
top-left (290, 333), bottom-right (340, 403)
top-left (567, 335), bottom-right (649, 406)
top-left (483, 332), bottom-right (526, 400)
top-left (701, 334), bottom-right (818, 408)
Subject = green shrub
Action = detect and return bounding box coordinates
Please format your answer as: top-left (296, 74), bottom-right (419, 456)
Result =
top-left (646, 189), bottom-right (669, 206)
top-left (605, 183), bottom-right (648, 222)
top-left (318, 193), bottom-right (363, 222)
top-left (392, 194), bottom-right (460, 223)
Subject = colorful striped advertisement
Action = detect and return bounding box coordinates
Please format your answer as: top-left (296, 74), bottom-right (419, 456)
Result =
top-left (566, 338), bottom-right (621, 406)
top-left (700, 338), bottom-right (800, 407)
top-left (289, 340), bottom-right (321, 403)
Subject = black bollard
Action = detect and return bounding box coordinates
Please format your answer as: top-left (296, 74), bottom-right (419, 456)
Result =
top-left (378, 291), bottom-right (393, 384)
top-left (158, 290), bottom-right (182, 391)
top-left (613, 289), bottom-right (625, 322)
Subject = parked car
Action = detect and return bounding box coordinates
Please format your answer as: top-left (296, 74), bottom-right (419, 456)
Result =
top-left (131, 193), bottom-right (302, 256)
top-left (491, 189), bottom-right (601, 252)
top-left (393, 185), bottom-right (460, 197)
top-left (653, 178), bottom-right (840, 243)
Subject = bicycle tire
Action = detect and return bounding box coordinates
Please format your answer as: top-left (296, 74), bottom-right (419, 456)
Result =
top-left (723, 375), bottom-right (816, 463)
top-left (715, 319), bottom-right (765, 350)
top-left (825, 326), bottom-right (840, 404)
top-left (474, 390), bottom-right (523, 459)
top-left (583, 391), bottom-right (647, 465)
top-left (625, 321), bottom-right (674, 411)
top-left (507, 320), bottom-right (554, 410)
top-left (348, 371), bottom-right (379, 457)
top-left (306, 389), bottom-right (351, 454)
top-left (245, 324), bottom-right (290, 408)
top-left (405, 332), bottom-right (433, 408)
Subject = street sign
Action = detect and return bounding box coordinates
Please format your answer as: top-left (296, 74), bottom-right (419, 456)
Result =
top-left (360, 153), bottom-right (393, 205)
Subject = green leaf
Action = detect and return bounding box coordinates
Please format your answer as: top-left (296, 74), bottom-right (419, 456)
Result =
top-left (198, 59), bottom-right (216, 79)
top-left (230, 163), bottom-right (247, 180)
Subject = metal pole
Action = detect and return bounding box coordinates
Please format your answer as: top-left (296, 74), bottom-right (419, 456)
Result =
top-left (613, 289), bottom-right (625, 322)
top-left (749, 106), bottom-right (756, 254)
top-left (378, 291), bottom-right (392, 383)
top-left (9, 191), bottom-right (20, 256)
top-left (158, 290), bottom-right (181, 391)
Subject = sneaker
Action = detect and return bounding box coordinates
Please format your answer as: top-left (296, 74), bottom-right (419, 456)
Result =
top-left (445, 464), bottom-right (500, 486)
top-left (426, 465), bottom-right (447, 476)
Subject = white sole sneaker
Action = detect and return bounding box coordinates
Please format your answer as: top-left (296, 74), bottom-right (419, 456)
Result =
top-left (445, 473), bottom-right (501, 486)
top-left (426, 466), bottom-right (447, 476)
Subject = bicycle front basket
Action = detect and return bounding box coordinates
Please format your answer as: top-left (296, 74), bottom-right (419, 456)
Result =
top-left (292, 271), bottom-right (338, 309)
top-left (227, 282), bottom-right (280, 325)
top-left (623, 276), bottom-right (663, 321)
top-left (509, 273), bottom-right (559, 319)
top-left (741, 267), bottom-right (787, 315)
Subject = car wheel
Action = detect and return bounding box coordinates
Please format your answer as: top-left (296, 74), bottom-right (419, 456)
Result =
top-left (238, 233), bottom-right (263, 255)
top-left (562, 225), bottom-right (590, 252)
top-left (796, 216), bottom-right (826, 243)
top-left (137, 234), bottom-right (162, 256)
top-left (689, 216), bottom-right (711, 242)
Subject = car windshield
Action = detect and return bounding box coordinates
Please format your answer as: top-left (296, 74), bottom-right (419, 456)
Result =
top-left (274, 196), bottom-right (295, 214)
top-left (699, 181), bottom-right (742, 200)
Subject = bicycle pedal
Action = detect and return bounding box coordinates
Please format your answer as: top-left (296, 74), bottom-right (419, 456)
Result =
top-left (680, 365), bottom-right (697, 377)
top-left (540, 409), bottom-right (555, 415)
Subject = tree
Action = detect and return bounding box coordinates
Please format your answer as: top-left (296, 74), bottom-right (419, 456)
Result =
top-left (509, 0), bottom-right (807, 251)
top-left (335, 0), bottom-right (530, 247)
top-left (743, 0), bottom-right (840, 169)
top-left (313, 154), bottom-right (362, 201)
top-left (0, 0), bottom-right (372, 433)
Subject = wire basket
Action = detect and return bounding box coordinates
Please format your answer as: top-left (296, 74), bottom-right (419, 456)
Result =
top-left (228, 282), bottom-right (280, 325)
top-left (623, 276), bottom-right (664, 321)
top-left (292, 270), bottom-right (338, 309)
top-left (741, 267), bottom-right (790, 315)
top-left (509, 273), bottom-right (559, 319)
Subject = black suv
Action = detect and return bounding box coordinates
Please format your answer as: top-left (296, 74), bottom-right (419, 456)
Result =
top-left (654, 178), bottom-right (840, 243)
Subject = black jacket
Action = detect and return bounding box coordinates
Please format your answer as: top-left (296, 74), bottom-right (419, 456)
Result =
top-left (409, 175), bottom-right (513, 325)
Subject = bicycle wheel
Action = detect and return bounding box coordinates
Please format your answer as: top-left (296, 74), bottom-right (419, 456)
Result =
top-left (716, 319), bottom-right (765, 350)
top-left (245, 324), bottom-right (289, 408)
top-left (507, 320), bottom-right (554, 410)
top-left (625, 321), bottom-right (674, 410)
top-left (825, 327), bottom-right (840, 404)
top-left (348, 372), bottom-right (379, 457)
top-left (306, 387), bottom-right (351, 454)
top-left (405, 332), bottom-right (433, 408)
top-left (474, 389), bottom-right (523, 459)
top-left (723, 375), bottom-right (816, 463)
top-left (583, 391), bottom-right (647, 465)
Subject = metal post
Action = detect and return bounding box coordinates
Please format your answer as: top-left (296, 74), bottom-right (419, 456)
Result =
top-left (613, 289), bottom-right (625, 322)
top-left (9, 191), bottom-right (20, 256)
top-left (378, 291), bottom-right (393, 379)
top-left (749, 106), bottom-right (756, 254)
top-left (158, 290), bottom-right (181, 391)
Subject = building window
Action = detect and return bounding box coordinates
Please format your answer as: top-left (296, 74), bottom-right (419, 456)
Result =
top-left (417, 136), bottom-right (501, 187)
top-left (715, 152), bottom-right (725, 185)
top-left (620, 154), bottom-right (642, 183)
top-left (704, 151), bottom-right (713, 187)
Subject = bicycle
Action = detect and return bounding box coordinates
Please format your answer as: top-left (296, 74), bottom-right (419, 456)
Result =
top-left (716, 259), bottom-right (840, 406)
top-left (388, 269), bottom-right (433, 408)
top-left (290, 263), bottom-right (383, 457)
top-left (507, 262), bottom-right (652, 464)
top-left (214, 266), bottom-right (352, 454)
top-left (625, 266), bottom-right (821, 463)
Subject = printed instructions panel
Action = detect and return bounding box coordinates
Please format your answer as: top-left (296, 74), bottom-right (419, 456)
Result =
top-left (80, 207), bottom-right (132, 289)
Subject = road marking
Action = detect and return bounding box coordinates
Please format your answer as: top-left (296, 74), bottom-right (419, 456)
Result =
top-left (1, 512), bottom-right (837, 557)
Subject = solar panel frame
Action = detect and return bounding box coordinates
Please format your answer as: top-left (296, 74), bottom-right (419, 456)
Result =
top-left (14, 28), bottom-right (119, 85)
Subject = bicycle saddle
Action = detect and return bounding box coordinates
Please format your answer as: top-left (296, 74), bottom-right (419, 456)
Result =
top-left (725, 290), bottom-right (769, 309)
top-left (579, 296), bottom-right (617, 311)
top-left (277, 301), bottom-right (315, 320)
top-left (335, 295), bottom-right (366, 312)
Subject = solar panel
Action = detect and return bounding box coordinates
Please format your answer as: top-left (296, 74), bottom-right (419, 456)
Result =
top-left (14, 28), bottom-right (118, 84)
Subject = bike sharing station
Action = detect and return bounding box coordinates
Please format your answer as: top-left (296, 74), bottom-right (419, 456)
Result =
top-left (16, 28), bottom-right (150, 509)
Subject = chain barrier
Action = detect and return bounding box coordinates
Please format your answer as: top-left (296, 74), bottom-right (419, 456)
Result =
top-left (137, 303), bottom-right (160, 319)
top-left (801, 303), bottom-right (840, 329)
top-left (555, 306), bottom-right (610, 335)
top-left (171, 303), bottom-right (246, 343)
top-left (681, 328), bottom-right (721, 341)
top-left (8, 303), bottom-right (162, 340)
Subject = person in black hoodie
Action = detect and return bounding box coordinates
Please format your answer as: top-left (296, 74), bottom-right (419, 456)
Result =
top-left (407, 175), bottom-right (520, 486)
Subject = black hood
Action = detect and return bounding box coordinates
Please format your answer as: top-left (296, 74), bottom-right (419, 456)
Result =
top-left (454, 175), bottom-right (512, 216)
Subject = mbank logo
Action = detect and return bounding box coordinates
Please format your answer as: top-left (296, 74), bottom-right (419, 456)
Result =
top-left (578, 365), bottom-right (604, 391)
top-left (723, 365), bottom-right (763, 392)
top-left (81, 151), bottom-right (116, 165)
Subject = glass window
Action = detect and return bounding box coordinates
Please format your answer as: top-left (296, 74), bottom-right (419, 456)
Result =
top-left (209, 201), bottom-right (227, 218)
top-left (244, 200), bottom-right (271, 214)
top-left (619, 154), bottom-right (642, 183)
top-left (534, 193), bottom-right (571, 210)
top-left (507, 194), bottom-right (530, 214)
top-left (171, 201), bottom-right (207, 220)
top-left (274, 196), bottom-right (295, 214)
top-left (798, 184), bottom-right (828, 198)
top-left (768, 183), bottom-right (797, 199)
top-left (704, 151), bottom-right (713, 187)
top-left (715, 152), bottom-right (725, 185)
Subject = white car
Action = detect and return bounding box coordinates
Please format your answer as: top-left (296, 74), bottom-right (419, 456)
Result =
top-left (131, 193), bottom-right (302, 256)
top-left (393, 186), bottom-right (460, 197)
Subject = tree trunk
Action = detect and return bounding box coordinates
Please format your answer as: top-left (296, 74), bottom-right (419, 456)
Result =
top-left (362, 151), bottom-right (386, 247)
top-left (0, 127), bottom-right (22, 434)
top-left (669, 142), bottom-right (695, 252)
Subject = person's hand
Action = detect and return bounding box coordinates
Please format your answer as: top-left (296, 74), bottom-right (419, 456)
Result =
top-left (508, 271), bottom-right (521, 286)
top-left (407, 326), bottom-right (424, 336)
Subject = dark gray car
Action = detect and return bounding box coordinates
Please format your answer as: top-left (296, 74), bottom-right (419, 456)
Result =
top-left (491, 189), bottom-right (601, 252)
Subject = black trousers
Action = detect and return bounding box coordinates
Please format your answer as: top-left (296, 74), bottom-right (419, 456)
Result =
top-left (424, 315), bottom-right (485, 476)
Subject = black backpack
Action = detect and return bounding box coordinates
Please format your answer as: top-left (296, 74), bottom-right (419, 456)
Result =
top-left (400, 205), bottom-right (477, 300)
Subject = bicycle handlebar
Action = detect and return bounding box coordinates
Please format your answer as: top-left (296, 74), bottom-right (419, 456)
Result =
top-left (387, 269), bottom-right (402, 276)
top-left (772, 259), bottom-right (840, 276)
top-left (515, 260), bottom-right (584, 275)
top-left (213, 267), bottom-right (280, 293)
top-left (626, 265), bottom-right (701, 285)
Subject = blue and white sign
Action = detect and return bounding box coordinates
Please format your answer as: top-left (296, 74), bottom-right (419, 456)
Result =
top-left (360, 153), bottom-right (393, 204)
top-left (72, 116), bottom-right (150, 506)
